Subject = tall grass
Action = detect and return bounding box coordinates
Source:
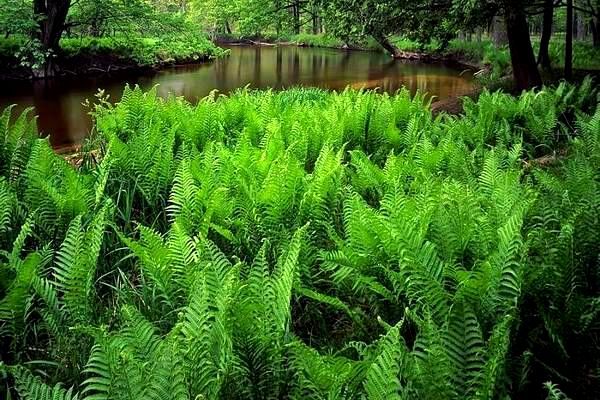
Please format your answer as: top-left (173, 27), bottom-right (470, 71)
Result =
top-left (0, 79), bottom-right (599, 399)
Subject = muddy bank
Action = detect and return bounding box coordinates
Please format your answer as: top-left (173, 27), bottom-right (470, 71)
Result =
top-left (431, 87), bottom-right (482, 116)
top-left (0, 52), bottom-right (215, 82)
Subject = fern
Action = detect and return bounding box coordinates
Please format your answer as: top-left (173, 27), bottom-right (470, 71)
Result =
top-left (53, 203), bottom-right (111, 323)
top-left (363, 324), bottom-right (406, 400)
top-left (10, 366), bottom-right (80, 400)
top-left (0, 82), bottom-right (598, 399)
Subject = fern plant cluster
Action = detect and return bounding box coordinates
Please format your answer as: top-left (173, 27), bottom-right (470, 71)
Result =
top-left (0, 79), bottom-right (599, 399)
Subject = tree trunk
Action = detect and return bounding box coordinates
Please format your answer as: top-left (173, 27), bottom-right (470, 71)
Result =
top-left (312, 14), bottom-right (320, 34)
top-left (372, 33), bottom-right (399, 57)
top-left (493, 16), bottom-right (508, 47)
top-left (592, 17), bottom-right (599, 48)
top-left (33, 0), bottom-right (70, 51)
top-left (575, 12), bottom-right (585, 40)
top-left (33, 0), bottom-right (71, 77)
top-left (292, 1), bottom-right (300, 35)
top-left (505, 4), bottom-right (542, 90)
top-left (565, 0), bottom-right (573, 79)
top-left (275, 0), bottom-right (282, 35)
top-left (538, 0), bottom-right (554, 69)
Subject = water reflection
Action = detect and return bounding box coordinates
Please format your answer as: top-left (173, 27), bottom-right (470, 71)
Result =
top-left (0, 45), bottom-right (474, 148)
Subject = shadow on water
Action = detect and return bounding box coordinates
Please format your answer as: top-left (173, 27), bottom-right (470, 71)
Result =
top-left (0, 45), bottom-right (475, 149)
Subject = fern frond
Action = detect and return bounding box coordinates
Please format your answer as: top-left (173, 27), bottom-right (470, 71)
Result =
top-left (10, 366), bottom-right (79, 400)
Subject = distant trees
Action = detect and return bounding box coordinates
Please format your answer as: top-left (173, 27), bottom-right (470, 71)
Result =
top-left (0, 0), bottom-right (35, 38)
top-left (574, 0), bottom-right (599, 46)
top-left (0, 0), bottom-right (197, 75)
top-left (2, 0), bottom-right (597, 84)
top-left (312, 0), bottom-right (543, 90)
top-left (313, 0), bottom-right (597, 89)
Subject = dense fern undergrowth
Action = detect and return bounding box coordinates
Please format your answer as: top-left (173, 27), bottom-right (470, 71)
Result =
top-left (0, 80), bottom-right (599, 399)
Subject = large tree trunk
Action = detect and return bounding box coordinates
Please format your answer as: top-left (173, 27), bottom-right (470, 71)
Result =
top-left (538, 0), bottom-right (554, 69)
top-left (565, 0), bottom-right (573, 79)
top-left (505, 4), bottom-right (542, 90)
top-left (33, 0), bottom-right (71, 77)
top-left (34, 0), bottom-right (70, 51)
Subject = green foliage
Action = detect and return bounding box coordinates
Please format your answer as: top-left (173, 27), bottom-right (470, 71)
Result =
top-left (0, 1), bottom-right (225, 75)
top-left (290, 33), bottom-right (345, 49)
top-left (0, 31), bottom-right (225, 69)
top-left (0, 80), bottom-right (599, 399)
top-left (0, 1), bottom-right (35, 37)
top-left (60, 33), bottom-right (225, 65)
top-left (546, 40), bottom-right (600, 71)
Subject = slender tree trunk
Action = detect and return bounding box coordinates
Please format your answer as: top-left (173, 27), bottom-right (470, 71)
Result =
top-left (505, 4), bottom-right (542, 90)
top-left (493, 16), bottom-right (508, 47)
top-left (292, 1), bottom-right (300, 34)
top-left (592, 17), bottom-right (600, 48)
top-left (312, 12), bottom-right (320, 34)
top-left (372, 33), bottom-right (399, 57)
top-left (565, 0), bottom-right (573, 79)
top-left (275, 0), bottom-right (282, 35)
top-left (575, 12), bottom-right (585, 40)
top-left (538, 0), bottom-right (554, 69)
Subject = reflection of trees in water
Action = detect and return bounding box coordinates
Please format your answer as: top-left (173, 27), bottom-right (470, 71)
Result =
top-left (253, 46), bottom-right (262, 87)
top-left (311, 52), bottom-right (320, 84)
top-left (214, 51), bottom-right (229, 88)
top-left (32, 78), bottom-right (91, 147)
top-left (4, 46), bottom-right (475, 145)
top-left (276, 47), bottom-right (283, 87)
top-left (345, 74), bottom-right (471, 100)
top-left (292, 48), bottom-right (300, 84)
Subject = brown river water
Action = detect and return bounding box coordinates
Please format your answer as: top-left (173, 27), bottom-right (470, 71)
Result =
top-left (0, 45), bottom-right (475, 149)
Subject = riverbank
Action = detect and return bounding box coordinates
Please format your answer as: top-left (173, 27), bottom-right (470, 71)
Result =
top-left (0, 35), bottom-right (226, 81)
top-left (217, 34), bottom-right (491, 76)
top-left (218, 33), bottom-right (600, 82)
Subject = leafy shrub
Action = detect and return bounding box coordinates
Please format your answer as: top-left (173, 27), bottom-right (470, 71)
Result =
top-left (546, 40), bottom-right (600, 70)
top-left (60, 33), bottom-right (226, 65)
top-left (290, 33), bottom-right (345, 48)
